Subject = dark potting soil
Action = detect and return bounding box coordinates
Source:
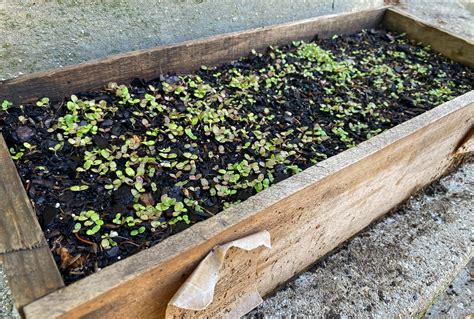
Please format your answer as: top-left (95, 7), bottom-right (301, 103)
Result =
top-left (0, 29), bottom-right (472, 284)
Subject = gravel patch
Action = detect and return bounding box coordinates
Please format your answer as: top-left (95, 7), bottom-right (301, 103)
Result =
top-left (426, 259), bottom-right (473, 317)
top-left (0, 266), bottom-right (20, 319)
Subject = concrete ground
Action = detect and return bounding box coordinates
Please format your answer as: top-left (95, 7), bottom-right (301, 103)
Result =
top-left (0, 0), bottom-right (382, 80)
top-left (0, 269), bottom-right (19, 318)
top-left (426, 259), bottom-right (473, 317)
top-left (400, 0), bottom-right (474, 39)
top-left (0, 1), bottom-right (473, 318)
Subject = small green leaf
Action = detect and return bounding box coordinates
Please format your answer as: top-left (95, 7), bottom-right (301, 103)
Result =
top-left (136, 164), bottom-right (146, 176)
top-left (84, 160), bottom-right (93, 170)
top-left (11, 152), bottom-right (24, 160)
top-left (1, 100), bottom-right (12, 111)
top-left (70, 185), bottom-right (89, 192)
top-left (112, 213), bottom-right (122, 225)
top-left (125, 167), bottom-right (135, 177)
top-left (100, 149), bottom-right (110, 158)
top-left (183, 215), bottom-right (190, 224)
top-left (185, 128), bottom-right (198, 140)
top-left (142, 140), bottom-right (155, 146)
top-left (86, 224), bottom-right (101, 236)
top-left (73, 223), bottom-right (82, 233)
top-left (23, 142), bottom-right (32, 149)
top-left (101, 239), bottom-right (110, 249)
top-left (134, 180), bottom-right (144, 192)
top-left (67, 101), bottom-right (76, 111)
top-left (36, 97), bottom-right (49, 107)
top-left (151, 220), bottom-right (161, 228)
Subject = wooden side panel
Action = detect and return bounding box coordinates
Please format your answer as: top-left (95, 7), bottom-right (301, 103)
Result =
top-left (0, 134), bottom-right (45, 253)
top-left (0, 246), bottom-right (64, 311)
top-left (0, 7), bottom-right (387, 104)
top-left (383, 8), bottom-right (474, 68)
top-left (0, 134), bottom-right (64, 310)
top-left (24, 92), bottom-right (474, 319)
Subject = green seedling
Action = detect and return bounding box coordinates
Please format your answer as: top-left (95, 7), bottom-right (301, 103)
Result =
top-left (130, 226), bottom-right (146, 236)
top-left (69, 185), bottom-right (89, 192)
top-left (73, 210), bottom-right (104, 236)
top-left (1, 100), bottom-right (12, 111)
top-left (36, 97), bottom-right (49, 107)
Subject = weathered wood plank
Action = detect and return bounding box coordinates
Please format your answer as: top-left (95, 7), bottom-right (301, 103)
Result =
top-left (0, 134), bottom-right (45, 253)
top-left (0, 134), bottom-right (64, 310)
top-left (0, 7), bottom-right (387, 104)
top-left (23, 90), bottom-right (474, 319)
top-left (0, 246), bottom-right (64, 312)
top-left (383, 8), bottom-right (474, 68)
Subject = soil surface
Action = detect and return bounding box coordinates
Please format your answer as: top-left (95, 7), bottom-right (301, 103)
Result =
top-left (1, 29), bottom-right (472, 284)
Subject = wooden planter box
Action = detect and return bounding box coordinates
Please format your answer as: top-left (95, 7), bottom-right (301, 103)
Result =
top-left (0, 6), bottom-right (472, 318)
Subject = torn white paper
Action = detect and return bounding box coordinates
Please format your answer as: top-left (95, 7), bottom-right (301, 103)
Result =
top-left (168, 230), bottom-right (271, 311)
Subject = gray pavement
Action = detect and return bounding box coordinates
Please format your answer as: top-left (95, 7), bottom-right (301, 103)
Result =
top-left (426, 259), bottom-right (473, 318)
top-left (0, 266), bottom-right (19, 319)
top-left (0, 0), bottom-right (382, 80)
top-left (400, 0), bottom-right (474, 39)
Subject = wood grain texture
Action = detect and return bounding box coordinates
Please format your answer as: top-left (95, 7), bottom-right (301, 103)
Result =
top-left (383, 8), bottom-right (474, 68)
top-left (0, 134), bottom-right (45, 253)
top-left (0, 246), bottom-right (64, 312)
top-left (23, 90), bottom-right (474, 319)
top-left (0, 7), bottom-right (387, 104)
top-left (0, 134), bottom-right (64, 311)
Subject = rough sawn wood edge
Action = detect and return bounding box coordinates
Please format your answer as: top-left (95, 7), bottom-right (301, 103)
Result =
top-left (0, 134), bottom-right (65, 312)
top-left (23, 91), bottom-right (474, 318)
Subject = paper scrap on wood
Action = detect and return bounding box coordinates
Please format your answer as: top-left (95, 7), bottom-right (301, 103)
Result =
top-left (166, 231), bottom-right (271, 318)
